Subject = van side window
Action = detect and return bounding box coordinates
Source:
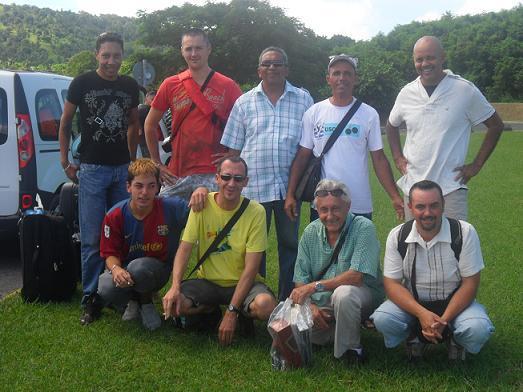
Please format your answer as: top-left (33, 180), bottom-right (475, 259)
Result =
top-left (61, 89), bottom-right (80, 140)
top-left (35, 89), bottom-right (62, 141)
top-left (0, 89), bottom-right (7, 145)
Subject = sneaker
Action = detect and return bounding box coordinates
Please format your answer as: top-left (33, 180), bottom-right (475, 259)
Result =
top-left (122, 300), bottom-right (140, 321)
top-left (406, 337), bottom-right (426, 362)
top-left (80, 294), bottom-right (102, 325)
top-left (140, 303), bottom-right (162, 331)
top-left (447, 337), bottom-right (466, 361)
top-left (343, 347), bottom-right (366, 366)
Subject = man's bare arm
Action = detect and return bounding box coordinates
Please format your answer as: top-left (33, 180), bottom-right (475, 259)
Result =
top-left (218, 251), bottom-right (263, 346)
top-left (284, 146), bottom-right (313, 220)
top-left (454, 112), bottom-right (504, 184)
top-left (370, 149), bottom-right (404, 220)
top-left (385, 121), bottom-right (408, 175)
top-left (58, 101), bottom-right (79, 182)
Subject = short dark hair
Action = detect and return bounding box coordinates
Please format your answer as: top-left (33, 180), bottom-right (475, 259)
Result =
top-left (181, 28), bottom-right (210, 47)
top-left (216, 156), bottom-right (248, 177)
top-left (408, 180), bottom-right (444, 203)
top-left (96, 32), bottom-right (124, 52)
top-left (145, 90), bottom-right (157, 99)
top-left (258, 46), bottom-right (288, 66)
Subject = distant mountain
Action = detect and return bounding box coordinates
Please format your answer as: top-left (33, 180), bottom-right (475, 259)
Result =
top-left (0, 3), bottom-right (138, 67)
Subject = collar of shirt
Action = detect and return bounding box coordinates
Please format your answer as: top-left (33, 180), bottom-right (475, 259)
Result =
top-left (406, 216), bottom-right (452, 250)
top-left (253, 80), bottom-right (299, 100)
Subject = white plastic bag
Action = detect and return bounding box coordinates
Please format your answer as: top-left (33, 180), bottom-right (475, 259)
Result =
top-left (267, 298), bottom-right (314, 370)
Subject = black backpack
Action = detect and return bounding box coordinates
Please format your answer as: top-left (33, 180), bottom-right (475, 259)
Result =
top-left (397, 218), bottom-right (463, 261)
top-left (19, 212), bottom-right (79, 302)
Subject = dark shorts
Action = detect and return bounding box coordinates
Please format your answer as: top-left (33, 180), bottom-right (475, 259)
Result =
top-left (181, 279), bottom-right (274, 315)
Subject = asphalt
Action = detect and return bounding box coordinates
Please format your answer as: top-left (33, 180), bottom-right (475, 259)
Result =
top-left (0, 237), bottom-right (22, 300)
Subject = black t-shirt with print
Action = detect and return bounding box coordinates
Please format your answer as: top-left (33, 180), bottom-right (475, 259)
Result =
top-left (67, 71), bottom-right (139, 165)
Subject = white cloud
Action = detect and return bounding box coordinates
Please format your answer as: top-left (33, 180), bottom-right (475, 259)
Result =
top-left (415, 11), bottom-right (444, 23)
top-left (456, 0), bottom-right (521, 15)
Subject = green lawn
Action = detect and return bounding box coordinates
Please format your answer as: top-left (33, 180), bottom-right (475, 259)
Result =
top-left (1, 132), bottom-right (522, 391)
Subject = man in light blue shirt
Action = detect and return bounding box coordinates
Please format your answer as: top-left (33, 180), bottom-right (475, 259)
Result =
top-left (221, 46), bottom-right (313, 300)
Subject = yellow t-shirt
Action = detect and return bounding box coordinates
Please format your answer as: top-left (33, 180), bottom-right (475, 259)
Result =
top-left (182, 193), bottom-right (267, 287)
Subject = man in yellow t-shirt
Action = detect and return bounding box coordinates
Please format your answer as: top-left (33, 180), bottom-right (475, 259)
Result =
top-left (163, 156), bottom-right (277, 346)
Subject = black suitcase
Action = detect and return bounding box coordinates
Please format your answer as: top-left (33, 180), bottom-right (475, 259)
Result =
top-left (19, 212), bottom-right (79, 302)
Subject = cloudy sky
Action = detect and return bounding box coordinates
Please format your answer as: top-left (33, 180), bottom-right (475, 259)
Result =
top-left (7, 0), bottom-right (522, 40)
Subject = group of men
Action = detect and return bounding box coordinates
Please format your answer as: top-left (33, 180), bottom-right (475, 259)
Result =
top-left (58, 29), bottom-right (501, 364)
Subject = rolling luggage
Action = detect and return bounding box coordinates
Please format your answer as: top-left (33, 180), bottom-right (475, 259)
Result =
top-left (19, 211), bottom-right (78, 302)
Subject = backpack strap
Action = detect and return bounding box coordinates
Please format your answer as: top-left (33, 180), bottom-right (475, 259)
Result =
top-left (447, 217), bottom-right (463, 261)
top-left (397, 219), bottom-right (414, 259)
top-left (187, 197), bottom-right (250, 278)
top-left (397, 218), bottom-right (462, 261)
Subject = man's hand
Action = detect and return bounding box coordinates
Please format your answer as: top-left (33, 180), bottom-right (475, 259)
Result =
top-left (453, 162), bottom-right (481, 185)
top-left (289, 283), bottom-right (315, 305)
top-left (218, 311), bottom-right (237, 346)
top-left (310, 304), bottom-right (331, 330)
top-left (112, 266), bottom-right (134, 288)
top-left (64, 163), bottom-right (79, 183)
top-left (284, 196), bottom-right (299, 221)
top-left (188, 187), bottom-right (209, 212)
top-left (418, 309), bottom-right (447, 344)
top-left (394, 155), bottom-right (408, 175)
top-left (157, 163), bottom-right (178, 186)
top-left (162, 287), bottom-right (185, 320)
top-left (391, 195), bottom-right (405, 221)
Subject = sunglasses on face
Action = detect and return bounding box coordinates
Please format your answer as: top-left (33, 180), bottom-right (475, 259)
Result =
top-left (259, 61), bottom-right (286, 68)
top-left (314, 189), bottom-right (345, 197)
top-left (219, 174), bottom-right (246, 182)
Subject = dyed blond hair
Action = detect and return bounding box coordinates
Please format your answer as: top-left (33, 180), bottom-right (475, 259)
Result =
top-left (127, 158), bottom-right (160, 184)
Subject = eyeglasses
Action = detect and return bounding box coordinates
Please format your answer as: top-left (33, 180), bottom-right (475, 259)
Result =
top-left (219, 174), bottom-right (246, 182)
top-left (314, 189), bottom-right (346, 198)
top-left (259, 61), bottom-right (287, 68)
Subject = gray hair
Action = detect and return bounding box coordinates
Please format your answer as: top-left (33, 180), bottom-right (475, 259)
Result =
top-left (314, 179), bottom-right (351, 204)
top-left (258, 46), bottom-right (288, 66)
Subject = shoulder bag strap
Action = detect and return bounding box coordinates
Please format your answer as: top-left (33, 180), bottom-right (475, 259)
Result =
top-left (171, 70), bottom-right (215, 138)
top-left (319, 99), bottom-right (363, 158)
top-left (316, 218), bottom-right (351, 280)
top-left (187, 197), bottom-right (250, 278)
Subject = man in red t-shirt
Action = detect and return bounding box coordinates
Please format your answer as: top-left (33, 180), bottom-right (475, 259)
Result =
top-left (145, 28), bottom-right (242, 200)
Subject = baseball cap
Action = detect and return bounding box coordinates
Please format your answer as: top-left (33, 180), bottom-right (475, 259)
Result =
top-left (328, 54), bottom-right (358, 70)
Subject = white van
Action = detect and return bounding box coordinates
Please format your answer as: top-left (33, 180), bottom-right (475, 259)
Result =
top-left (0, 70), bottom-right (74, 237)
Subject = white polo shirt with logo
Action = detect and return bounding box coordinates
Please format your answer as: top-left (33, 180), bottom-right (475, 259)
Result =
top-left (389, 70), bottom-right (495, 196)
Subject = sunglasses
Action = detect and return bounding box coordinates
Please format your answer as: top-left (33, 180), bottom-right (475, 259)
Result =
top-left (314, 189), bottom-right (345, 198)
top-left (219, 174), bottom-right (246, 182)
top-left (259, 61), bottom-right (286, 68)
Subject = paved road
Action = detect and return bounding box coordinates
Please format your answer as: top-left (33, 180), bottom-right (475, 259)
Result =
top-left (0, 236), bottom-right (22, 300)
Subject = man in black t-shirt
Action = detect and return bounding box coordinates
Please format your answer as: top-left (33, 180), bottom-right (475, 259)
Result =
top-left (59, 32), bottom-right (140, 325)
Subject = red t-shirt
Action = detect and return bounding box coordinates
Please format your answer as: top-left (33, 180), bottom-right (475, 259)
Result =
top-left (152, 70), bottom-right (242, 177)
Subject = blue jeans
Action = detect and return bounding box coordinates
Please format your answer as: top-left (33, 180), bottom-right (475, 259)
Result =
top-left (261, 200), bottom-right (300, 301)
top-left (78, 163), bottom-right (129, 305)
top-left (310, 208), bottom-right (372, 222)
top-left (371, 299), bottom-right (495, 354)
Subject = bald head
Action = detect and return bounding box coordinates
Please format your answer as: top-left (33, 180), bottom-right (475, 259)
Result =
top-left (413, 36), bottom-right (445, 56)
top-left (412, 36), bottom-right (446, 86)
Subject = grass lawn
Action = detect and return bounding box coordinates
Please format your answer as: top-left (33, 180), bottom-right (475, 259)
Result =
top-left (1, 132), bottom-right (522, 391)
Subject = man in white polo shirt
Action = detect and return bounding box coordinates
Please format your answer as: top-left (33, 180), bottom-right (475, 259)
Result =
top-left (386, 36), bottom-right (504, 221)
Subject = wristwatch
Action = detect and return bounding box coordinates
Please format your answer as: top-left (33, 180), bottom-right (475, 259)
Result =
top-left (314, 281), bottom-right (325, 292)
top-left (227, 304), bottom-right (240, 314)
